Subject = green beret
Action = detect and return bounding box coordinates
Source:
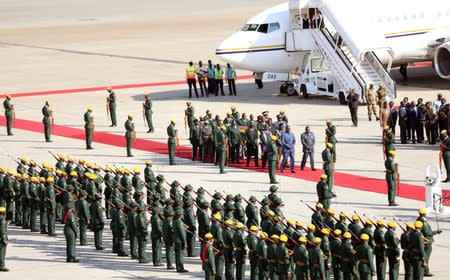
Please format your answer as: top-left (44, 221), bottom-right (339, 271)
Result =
top-left (184, 184), bottom-right (193, 191)
top-left (171, 180), bottom-right (180, 187)
top-left (269, 185), bottom-right (278, 192)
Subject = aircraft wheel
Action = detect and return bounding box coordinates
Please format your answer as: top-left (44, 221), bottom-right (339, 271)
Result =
top-left (338, 91), bottom-right (346, 105)
top-left (286, 84), bottom-right (297, 96)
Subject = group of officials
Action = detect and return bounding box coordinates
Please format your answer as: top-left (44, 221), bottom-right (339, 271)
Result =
top-left (0, 154), bottom-right (443, 280)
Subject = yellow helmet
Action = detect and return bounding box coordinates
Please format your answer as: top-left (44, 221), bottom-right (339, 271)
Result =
top-left (39, 177), bottom-right (46, 183)
top-left (313, 237), bottom-right (322, 244)
top-left (133, 168), bottom-right (141, 174)
top-left (414, 221), bottom-right (423, 229)
top-left (334, 229), bottom-right (342, 236)
top-left (7, 169), bottom-right (14, 175)
top-left (15, 173), bottom-right (21, 179)
top-left (0, 207), bottom-right (6, 213)
top-left (20, 156), bottom-right (29, 163)
top-left (326, 143), bottom-right (333, 148)
top-left (287, 219), bottom-right (295, 226)
top-left (145, 160), bottom-right (153, 165)
top-left (260, 232), bottom-right (268, 239)
top-left (307, 224), bottom-right (316, 231)
top-left (128, 114), bottom-right (133, 119)
top-left (204, 233), bottom-right (213, 239)
top-left (271, 135), bottom-right (277, 141)
top-left (419, 208), bottom-right (427, 215)
top-left (320, 174), bottom-right (328, 179)
top-left (86, 162), bottom-right (94, 168)
top-left (321, 228), bottom-right (330, 235)
top-left (279, 108), bottom-right (285, 113)
top-left (388, 150), bottom-right (396, 155)
top-left (343, 232), bottom-right (352, 239)
top-left (58, 153), bottom-right (66, 160)
top-left (352, 214), bottom-right (359, 221)
top-left (271, 234), bottom-right (280, 240)
top-left (296, 220), bottom-right (304, 228)
top-left (365, 219), bottom-right (373, 226)
top-left (377, 220), bottom-right (385, 226)
top-left (79, 158), bottom-right (85, 164)
top-left (22, 174), bottom-right (29, 179)
top-left (267, 210), bottom-right (275, 217)
top-left (327, 208), bottom-right (335, 215)
top-left (31, 177), bottom-right (38, 183)
top-left (87, 106), bottom-right (93, 112)
top-left (70, 171), bottom-right (78, 177)
top-left (235, 222), bottom-right (244, 229)
top-left (225, 219), bottom-right (233, 226)
top-left (250, 225), bottom-right (258, 232)
top-left (384, 125), bottom-right (390, 130)
top-left (387, 221), bottom-right (397, 228)
top-left (299, 236), bottom-right (307, 243)
top-left (213, 213), bottom-right (222, 220)
top-left (279, 234), bottom-right (288, 243)
top-left (326, 119), bottom-right (332, 123)
top-left (316, 202), bottom-right (323, 209)
top-left (360, 233), bottom-right (369, 241)
top-left (47, 177), bottom-right (55, 183)
top-left (171, 119), bottom-right (176, 125)
top-left (339, 211), bottom-right (347, 218)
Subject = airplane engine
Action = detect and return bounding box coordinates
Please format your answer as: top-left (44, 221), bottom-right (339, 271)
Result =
top-left (434, 42), bottom-right (450, 79)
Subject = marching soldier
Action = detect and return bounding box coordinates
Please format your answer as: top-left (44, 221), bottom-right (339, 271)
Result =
top-left (233, 222), bottom-right (247, 280)
top-left (63, 202), bottom-right (79, 263)
top-left (37, 177), bottom-right (48, 234)
top-left (247, 225), bottom-right (259, 280)
top-left (374, 220), bottom-right (387, 280)
top-left (20, 174), bottom-right (31, 229)
top-left (84, 106), bottom-right (94, 150)
top-left (184, 198), bottom-right (197, 257)
top-left (125, 115), bottom-right (135, 157)
top-left (256, 231), bottom-right (269, 280)
top-left (29, 176), bottom-right (40, 232)
top-left (167, 120), bottom-right (178, 165)
top-left (151, 206), bottom-right (164, 266)
top-left (42, 101), bottom-right (54, 142)
top-left (385, 221), bottom-right (400, 280)
top-left (234, 195), bottom-right (246, 225)
top-left (135, 204), bottom-right (149, 263)
top-left (294, 236), bottom-right (309, 280)
top-left (356, 233), bottom-right (376, 280)
top-left (322, 143), bottom-right (335, 192)
top-left (409, 221), bottom-right (426, 280)
top-left (144, 160), bottom-right (155, 203)
top-left (441, 130), bottom-right (450, 182)
top-left (201, 233), bottom-right (216, 279)
top-left (359, 219), bottom-right (375, 249)
top-left (340, 232), bottom-right (356, 280)
top-left (173, 208), bottom-right (188, 272)
top-left (211, 213), bottom-right (225, 279)
top-left (223, 219), bottom-right (235, 280)
top-left (91, 194), bottom-right (104, 250)
top-left (330, 229), bottom-right (342, 280)
top-left (277, 234), bottom-right (291, 280)
top-left (316, 174), bottom-right (334, 210)
top-left (401, 223), bottom-right (414, 280)
top-left (0, 207), bottom-right (8, 271)
top-left (310, 237), bottom-right (326, 280)
top-left (3, 95), bottom-right (14, 136)
top-left (384, 150), bottom-right (399, 206)
top-left (143, 93), bottom-right (154, 133)
top-left (128, 202), bottom-right (139, 259)
top-left (325, 119), bottom-right (337, 162)
top-left (106, 87), bottom-right (117, 127)
top-left (416, 208), bottom-right (442, 277)
top-left (349, 215), bottom-right (362, 247)
top-left (268, 135), bottom-right (279, 184)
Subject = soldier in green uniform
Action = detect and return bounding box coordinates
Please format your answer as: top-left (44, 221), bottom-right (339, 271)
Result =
top-left (441, 130), bottom-right (450, 182)
top-left (335, 212), bottom-right (349, 233)
top-left (91, 194), bottom-right (104, 250)
top-left (247, 225), bottom-right (259, 280)
top-left (245, 196), bottom-right (259, 229)
top-left (106, 87), bottom-right (117, 127)
top-left (143, 160), bottom-right (155, 204)
top-left (190, 119), bottom-right (201, 161)
top-left (125, 115), bottom-right (135, 157)
top-left (0, 207), bottom-right (8, 271)
top-left (385, 221), bottom-right (400, 280)
top-left (13, 174), bottom-right (22, 226)
top-left (151, 206), bottom-right (164, 266)
top-left (234, 194), bottom-right (246, 225)
top-left (216, 125), bottom-right (228, 174)
top-left (359, 219), bottom-right (375, 249)
top-left (163, 206), bottom-right (175, 269)
top-left (310, 237), bottom-right (326, 280)
top-left (268, 135), bottom-right (279, 184)
top-left (202, 233), bottom-right (217, 279)
top-left (42, 101), bottom-right (53, 142)
top-left (173, 208), bottom-right (188, 272)
top-left (20, 174), bottom-right (31, 229)
top-left (183, 198), bottom-right (197, 257)
top-left (277, 234), bottom-right (291, 280)
top-left (268, 234), bottom-right (279, 280)
top-left (76, 190), bottom-right (91, 245)
top-left (294, 236), bottom-right (309, 280)
top-left (45, 177), bottom-right (57, 236)
top-left (383, 125), bottom-right (395, 157)
top-left (246, 122), bottom-right (260, 167)
top-left (227, 119), bottom-right (241, 164)
top-left (256, 231), bottom-right (269, 280)
top-left (233, 222), bottom-right (247, 280)
top-left (84, 106), bottom-right (94, 150)
top-left (167, 120), bottom-right (178, 165)
top-left (320, 228), bottom-right (332, 280)
top-left (322, 143), bottom-right (335, 192)
top-left (37, 177), bottom-right (48, 234)
top-left (223, 219), bottom-right (235, 280)
top-left (409, 221), bottom-right (426, 280)
top-left (3, 95), bottom-right (14, 136)
top-left (401, 223), bottom-right (414, 280)
top-left (357, 233), bottom-right (375, 280)
top-left (211, 213), bottom-right (224, 279)
top-left (325, 119), bottom-right (337, 162)
top-left (63, 203), bottom-right (79, 263)
top-left (330, 229), bottom-right (342, 280)
top-left (416, 208), bottom-right (442, 277)
top-left (135, 204), bottom-right (148, 263)
top-left (340, 232), bottom-right (356, 280)
top-left (143, 93), bottom-right (154, 133)
top-left (374, 220), bottom-right (387, 280)
top-left (384, 150), bottom-right (398, 206)
top-left (115, 201), bottom-right (128, 257)
top-left (128, 202), bottom-right (138, 259)
top-left (198, 201), bottom-right (211, 244)
top-left (185, 101), bottom-right (195, 129)
top-left (316, 174), bottom-right (334, 210)
top-left (29, 176), bottom-right (40, 232)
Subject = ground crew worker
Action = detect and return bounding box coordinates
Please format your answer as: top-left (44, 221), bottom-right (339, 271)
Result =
top-left (325, 120), bottom-right (337, 162)
top-left (277, 234), bottom-right (291, 280)
top-left (143, 93), bottom-right (154, 133)
top-left (216, 125), bottom-right (228, 174)
top-left (401, 223), bottom-right (414, 280)
top-left (3, 95), bottom-right (14, 136)
top-left (365, 84), bottom-right (380, 121)
top-left (186, 61), bottom-right (199, 98)
top-left (125, 115), bottom-right (135, 157)
top-left (0, 207), bottom-right (8, 271)
top-left (256, 231), bottom-right (269, 280)
top-left (106, 87), bottom-right (117, 127)
top-left (45, 177), bottom-right (57, 236)
top-left (322, 143), bottom-right (335, 192)
top-left (373, 220), bottom-right (387, 280)
top-left (42, 101), bottom-right (53, 142)
top-left (63, 203), bottom-right (79, 263)
top-left (226, 63), bottom-right (237, 96)
top-left (173, 208), bottom-right (188, 272)
top-left (340, 231), bottom-right (356, 280)
top-left (215, 64), bottom-right (225, 96)
top-left (385, 150), bottom-right (398, 206)
top-left (197, 61), bottom-right (207, 97)
top-left (385, 221), bottom-right (400, 280)
top-left (91, 193), bottom-right (104, 250)
top-left (416, 208), bottom-right (442, 277)
top-left (310, 237), bottom-right (326, 280)
top-left (317, 174), bottom-right (334, 210)
top-left (151, 206), bottom-right (164, 266)
top-left (135, 204), bottom-right (148, 263)
top-left (167, 119), bottom-right (178, 165)
top-left (268, 134), bottom-right (279, 184)
top-left (247, 225), bottom-right (259, 280)
top-left (84, 106), bottom-right (94, 150)
top-left (440, 130), bottom-right (450, 182)
top-left (75, 190), bottom-right (90, 246)
top-left (293, 236), bottom-right (309, 280)
top-left (357, 233), bottom-right (375, 280)
top-left (409, 221), bottom-right (426, 280)
top-left (202, 233), bottom-right (216, 279)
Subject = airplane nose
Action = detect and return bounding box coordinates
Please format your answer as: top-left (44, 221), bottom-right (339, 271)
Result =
top-left (216, 31), bottom-right (257, 64)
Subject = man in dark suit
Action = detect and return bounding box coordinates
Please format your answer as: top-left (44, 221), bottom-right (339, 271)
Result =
top-left (407, 101), bottom-right (420, 144)
top-left (300, 126), bottom-right (316, 170)
top-left (398, 102), bottom-right (408, 144)
top-left (347, 89), bottom-right (359, 127)
top-left (388, 101), bottom-right (398, 142)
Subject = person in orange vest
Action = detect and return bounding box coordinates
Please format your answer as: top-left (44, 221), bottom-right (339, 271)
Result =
top-left (186, 61), bottom-right (199, 98)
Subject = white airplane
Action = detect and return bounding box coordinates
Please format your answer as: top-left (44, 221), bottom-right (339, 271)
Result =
top-left (216, 0), bottom-right (450, 99)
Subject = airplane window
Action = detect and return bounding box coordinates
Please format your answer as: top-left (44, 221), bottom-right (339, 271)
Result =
top-left (268, 22), bottom-right (280, 33)
top-left (257, 24), bottom-right (269, 33)
top-left (242, 24), bottom-right (259, 31)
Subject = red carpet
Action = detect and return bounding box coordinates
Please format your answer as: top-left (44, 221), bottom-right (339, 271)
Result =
top-left (1, 116), bottom-right (448, 205)
top-left (0, 75), bottom-right (254, 99)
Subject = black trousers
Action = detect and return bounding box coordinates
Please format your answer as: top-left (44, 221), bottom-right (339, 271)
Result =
top-left (400, 124), bottom-right (407, 143)
top-left (246, 143), bottom-right (259, 166)
top-left (215, 79), bottom-right (224, 96)
top-left (207, 78), bottom-right (214, 94)
top-left (228, 79), bottom-right (237, 96)
top-left (198, 79), bottom-right (206, 97)
top-left (301, 151), bottom-right (315, 169)
top-left (425, 123), bottom-right (437, 144)
top-left (187, 79), bottom-right (199, 98)
top-left (192, 143), bottom-right (200, 160)
top-left (255, 79), bottom-right (263, 89)
top-left (230, 144), bottom-right (240, 163)
top-left (349, 106), bottom-right (358, 126)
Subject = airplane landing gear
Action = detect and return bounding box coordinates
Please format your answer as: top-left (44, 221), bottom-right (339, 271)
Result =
top-left (399, 63), bottom-right (408, 80)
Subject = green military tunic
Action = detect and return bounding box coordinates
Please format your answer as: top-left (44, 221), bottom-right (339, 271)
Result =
top-left (223, 226), bottom-right (235, 280)
top-left (20, 179), bottom-right (31, 229)
top-left (183, 202), bottom-right (196, 257)
top-left (233, 229), bottom-right (247, 280)
top-left (256, 237), bottom-right (269, 280)
top-left (276, 242), bottom-right (291, 280)
top-left (247, 233), bottom-right (259, 280)
top-left (84, 110), bottom-right (94, 149)
top-left (409, 229), bottom-right (426, 280)
top-left (417, 216), bottom-right (440, 276)
top-left (325, 124), bottom-right (337, 162)
top-left (211, 219), bottom-right (225, 278)
top-left (216, 128), bottom-right (227, 174)
top-left (310, 245), bottom-right (326, 280)
top-left (316, 180), bottom-right (333, 210)
top-left (45, 183), bottom-right (57, 236)
top-left (384, 156), bottom-right (397, 205)
top-left (340, 239), bottom-right (356, 280)
top-left (167, 124), bottom-right (177, 165)
top-left (91, 198), bottom-right (104, 250)
top-left (322, 148), bottom-right (334, 192)
top-left (75, 196), bottom-right (91, 245)
top-left (294, 244), bottom-right (309, 280)
top-left (245, 202), bottom-right (259, 229)
top-left (267, 139), bottom-right (278, 184)
top-left (330, 236), bottom-right (342, 280)
top-left (63, 209), bottom-right (79, 262)
top-left (42, 104), bottom-right (53, 142)
top-left (201, 240), bottom-right (216, 280)
top-left (400, 230), bottom-right (412, 280)
top-left (0, 212), bottom-right (8, 270)
top-left (29, 181), bottom-right (39, 232)
top-left (3, 97), bottom-right (14, 135)
top-left (384, 130), bottom-right (395, 157)
top-left (163, 209), bottom-right (175, 269)
top-left (385, 228), bottom-right (400, 280)
top-left (107, 90), bottom-right (117, 126)
top-left (356, 243), bottom-right (375, 280)
top-left (373, 227), bottom-right (387, 280)
top-left (114, 207), bottom-right (128, 256)
top-left (135, 208), bottom-right (148, 262)
top-left (125, 119), bottom-right (135, 157)
top-left (321, 235), bottom-right (332, 280)
top-left (144, 96), bottom-right (154, 132)
top-left (267, 241), bottom-right (279, 280)
top-left (144, 166), bottom-right (156, 203)
top-left (37, 183), bottom-right (48, 233)
top-left (151, 210), bottom-right (163, 266)
top-left (173, 214), bottom-right (187, 271)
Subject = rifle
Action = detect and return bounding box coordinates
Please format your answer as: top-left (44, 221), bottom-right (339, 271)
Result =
top-left (106, 98), bottom-right (110, 121)
top-left (133, 130), bottom-right (136, 145)
top-left (48, 150), bottom-right (62, 162)
top-left (142, 103), bottom-right (147, 127)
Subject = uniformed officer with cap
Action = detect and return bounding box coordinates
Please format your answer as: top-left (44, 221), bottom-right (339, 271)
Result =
top-left (322, 143), bottom-right (335, 192)
top-left (0, 207), bottom-right (8, 271)
top-left (268, 134), bottom-right (279, 184)
top-left (357, 233), bottom-right (376, 279)
top-left (125, 114), bottom-right (135, 157)
top-left (63, 202), bottom-right (79, 263)
top-left (84, 106), bottom-right (94, 150)
top-left (416, 208), bottom-right (442, 277)
top-left (167, 119), bottom-right (178, 165)
top-left (316, 174), bottom-right (334, 210)
top-left (385, 150), bottom-right (398, 206)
